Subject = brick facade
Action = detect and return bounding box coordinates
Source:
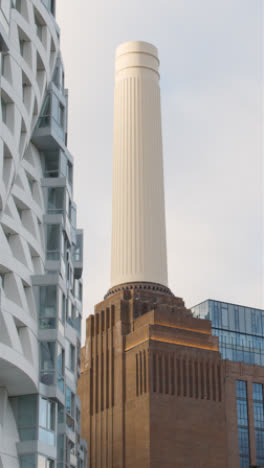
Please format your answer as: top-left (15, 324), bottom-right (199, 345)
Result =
top-left (78, 287), bottom-right (264, 467)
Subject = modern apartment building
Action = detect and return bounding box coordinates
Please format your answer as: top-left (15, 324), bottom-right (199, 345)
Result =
top-left (0, 1), bottom-right (87, 467)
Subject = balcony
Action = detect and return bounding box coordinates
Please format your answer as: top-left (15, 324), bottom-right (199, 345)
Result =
top-left (32, 89), bottom-right (66, 150)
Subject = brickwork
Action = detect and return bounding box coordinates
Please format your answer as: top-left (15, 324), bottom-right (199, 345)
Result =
top-left (78, 288), bottom-right (264, 467)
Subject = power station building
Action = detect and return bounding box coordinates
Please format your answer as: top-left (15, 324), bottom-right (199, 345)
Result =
top-left (0, 1), bottom-right (86, 467)
top-left (78, 41), bottom-right (264, 468)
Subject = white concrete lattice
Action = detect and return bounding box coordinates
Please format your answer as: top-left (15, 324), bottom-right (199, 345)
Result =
top-left (0, 1), bottom-right (59, 465)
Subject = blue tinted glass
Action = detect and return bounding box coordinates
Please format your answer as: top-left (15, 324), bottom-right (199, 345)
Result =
top-left (238, 427), bottom-right (249, 454)
top-left (39, 397), bottom-right (47, 427)
top-left (66, 386), bottom-right (71, 414)
top-left (39, 426), bottom-right (55, 445)
top-left (20, 455), bottom-right (35, 468)
top-left (253, 383), bottom-right (264, 462)
top-left (236, 381), bottom-right (250, 466)
top-left (253, 383), bottom-right (263, 401)
top-left (237, 400), bottom-right (248, 426)
top-left (236, 381), bottom-right (247, 399)
top-left (239, 456), bottom-right (250, 468)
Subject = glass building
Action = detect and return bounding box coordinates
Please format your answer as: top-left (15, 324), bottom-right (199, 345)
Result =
top-left (191, 299), bottom-right (264, 367)
top-left (0, 1), bottom-right (86, 466)
top-left (192, 299), bottom-right (264, 468)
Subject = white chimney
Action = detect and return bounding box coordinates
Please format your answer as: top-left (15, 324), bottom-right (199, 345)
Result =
top-left (111, 41), bottom-right (168, 288)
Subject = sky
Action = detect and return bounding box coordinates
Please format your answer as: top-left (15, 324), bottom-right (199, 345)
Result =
top-left (56, 0), bottom-right (263, 343)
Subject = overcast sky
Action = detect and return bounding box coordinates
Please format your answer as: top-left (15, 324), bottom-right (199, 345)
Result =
top-left (56, 0), bottom-right (263, 343)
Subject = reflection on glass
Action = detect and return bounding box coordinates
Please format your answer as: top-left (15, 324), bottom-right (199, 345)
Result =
top-left (20, 454), bottom-right (35, 468)
top-left (57, 344), bottom-right (65, 392)
top-left (39, 285), bottom-right (56, 329)
top-left (46, 224), bottom-right (60, 260)
top-left (48, 187), bottom-right (64, 214)
top-left (44, 150), bottom-right (60, 178)
top-left (253, 383), bottom-right (264, 465)
top-left (236, 380), bottom-right (250, 468)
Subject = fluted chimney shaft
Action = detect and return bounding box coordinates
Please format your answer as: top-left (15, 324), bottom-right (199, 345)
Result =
top-left (111, 41), bottom-right (168, 288)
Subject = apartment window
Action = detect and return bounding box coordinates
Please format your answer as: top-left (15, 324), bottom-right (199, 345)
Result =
top-left (46, 224), bottom-right (60, 260)
top-left (58, 403), bottom-right (64, 424)
top-left (57, 434), bottom-right (65, 465)
top-left (236, 380), bottom-right (250, 468)
top-left (11, 395), bottom-right (37, 442)
top-left (57, 344), bottom-right (65, 392)
top-left (67, 161), bottom-right (73, 188)
top-left (39, 285), bottom-right (56, 329)
top-left (61, 293), bottom-right (66, 323)
top-left (66, 340), bottom-right (75, 372)
top-left (40, 342), bottom-right (56, 385)
top-left (73, 233), bottom-right (83, 263)
top-left (39, 94), bottom-right (51, 128)
top-left (253, 383), bottom-right (264, 465)
top-left (20, 455), bottom-right (35, 468)
top-left (15, 0), bottom-right (22, 12)
top-left (66, 387), bottom-right (75, 431)
top-left (50, 0), bottom-right (55, 15)
top-left (44, 150), bottom-right (59, 177)
top-left (47, 187), bottom-right (64, 214)
top-left (1, 95), bottom-right (7, 123)
top-left (59, 103), bottom-right (64, 127)
top-left (66, 387), bottom-right (74, 416)
top-left (39, 397), bottom-right (55, 445)
top-left (79, 282), bottom-right (82, 301)
top-left (38, 456), bottom-right (55, 468)
top-left (66, 302), bottom-right (75, 328)
top-left (74, 312), bottom-right (81, 334)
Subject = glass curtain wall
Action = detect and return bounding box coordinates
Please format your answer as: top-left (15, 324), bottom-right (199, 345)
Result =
top-left (236, 380), bottom-right (250, 468)
top-left (253, 383), bottom-right (264, 465)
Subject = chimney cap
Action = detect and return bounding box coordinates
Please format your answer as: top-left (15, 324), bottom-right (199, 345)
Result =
top-left (115, 41), bottom-right (159, 61)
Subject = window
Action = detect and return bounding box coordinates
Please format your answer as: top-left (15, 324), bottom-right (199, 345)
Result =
top-left (66, 340), bottom-right (75, 372)
top-left (44, 150), bottom-right (59, 177)
top-left (38, 456), bottom-right (55, 468)
top-left (212, 302), bottom-right (222, 328)
top-left (47, 187), bottom-right (64, 214)
top-left (39, 94), bottom-right (51, 128)
top-left (57, 434), bottom-right (65, 464)
top-left (58, 403), bottom-right (64, 424)
top-left (57, 344), bottom-right (65, 392)
top-left (1, 95), bottom-right (7, 123)
top-left (78, 282), bottom-right (82, 301)
top-left (253, 383), bottom-right (264, 465)
top-left (39, 285), bottom-right (57, 329)
top-left (66, 302), bottom-right (75, 328)
top-left (236, 380), bottom-right (250, 467)
top-left (61, 293), bottom-right (66, 323)
top-left (65, 387), bottom-right (75, 431)
top-left (46, 224), bottom-right (60, 260)
top-left (67, 161), bottom-right (73, 188)
top-left (59, 103), bottom-right (64, 127)
top-left (39, 397), bottom-right (55, 446)
top-left (15, 0), bottom-right (22, 12)
top-left (40, 342), bottom-right (56, 385)
top-left (50, 0), bottom-right (55, 15)
top-left (65, 387), bottom-right (74, 417)
top-left (12, 395), bottom-right (37, 442)
top-left (20, 455), bottom-right (35, 468)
